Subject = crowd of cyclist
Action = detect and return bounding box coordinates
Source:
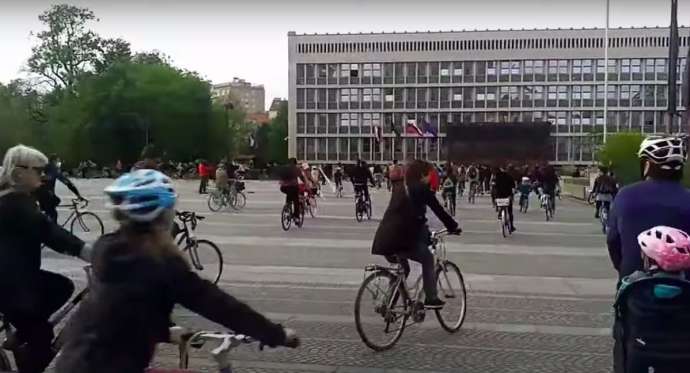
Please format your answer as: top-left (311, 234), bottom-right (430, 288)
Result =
top-left (2, 131), bottom-right (690, 372)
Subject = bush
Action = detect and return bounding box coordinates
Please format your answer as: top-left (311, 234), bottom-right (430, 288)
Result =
top-left (597, 132), bottom-right (645, 186)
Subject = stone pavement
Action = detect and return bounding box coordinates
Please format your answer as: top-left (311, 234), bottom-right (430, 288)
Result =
top-left (46, 178), bottom-right (616, 373)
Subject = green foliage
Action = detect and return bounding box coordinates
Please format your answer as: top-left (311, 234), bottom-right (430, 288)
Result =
top-left (597, 132), bottom-right (645, 186)
top-left (0, 84), bottom-right (39, 154)
top-left (265, 102), bottom-right (288, 164)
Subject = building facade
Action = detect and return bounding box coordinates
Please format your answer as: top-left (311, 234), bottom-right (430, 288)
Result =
top-left (288, 27), bottom-right (690, 165)
top-left (212, 77), bottom-right (266, 114)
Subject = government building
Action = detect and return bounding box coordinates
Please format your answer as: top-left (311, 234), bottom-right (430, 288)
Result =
top-left (288, 27), bottom-right (690, 165)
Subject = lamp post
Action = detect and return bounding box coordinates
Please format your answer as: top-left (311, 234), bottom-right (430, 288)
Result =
top-left (224, 101), bottom-right (234, 159)
top-left (603, 0), bottom-right (610, 144)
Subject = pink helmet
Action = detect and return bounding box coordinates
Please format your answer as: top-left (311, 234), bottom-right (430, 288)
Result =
top-left (637, 226), bottom-right (690, 272)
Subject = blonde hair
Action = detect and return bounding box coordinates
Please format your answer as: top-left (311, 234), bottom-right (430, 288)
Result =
top-left (0, 144), bottom-right (48, 191)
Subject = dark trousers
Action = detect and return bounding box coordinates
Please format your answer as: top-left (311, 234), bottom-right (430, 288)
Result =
top-left (199, 176), bottom-right (209, 194)
top-left (281, 185), bottom-right (300, 218)
top-left (354, 184), bottom-right (370, 204)
top-left (387, 233), bottom-right (437, 300)
top-left (36, 190), bottom-right (59, 222)
top-left (1, 271), bottom-right (74, 373)
top-left (595, 200), bottom-right (611, 217)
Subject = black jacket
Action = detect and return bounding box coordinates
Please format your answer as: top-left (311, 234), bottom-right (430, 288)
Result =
top-left (0, 191), bottom-right (84, 290)
top-left (350, 166), bottom-right (374, 185)
top-left (494, 171), bottom-right (516, 199)
top-left (55, 232), bottom-right (286, 373)
top-left (372, 182), bottom-right (458, 256)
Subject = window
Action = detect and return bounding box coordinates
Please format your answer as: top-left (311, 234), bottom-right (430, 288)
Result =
top-left (350, 64), bottom-right (359, 78)
top-left (547, 86), bottom-right (557, 100)
top-left (511, 61), bottom-right (521, 75)
top-left (582, 59), bottom-right (593, 74)
top-left (363, 88), bottom-right (372, 102)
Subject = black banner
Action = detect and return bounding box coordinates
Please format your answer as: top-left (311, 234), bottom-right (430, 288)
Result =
top-left (446, 122), bottom-right (552, 165)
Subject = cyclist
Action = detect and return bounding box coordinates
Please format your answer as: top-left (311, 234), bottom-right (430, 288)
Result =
top-left (35, 154), bottom-right (85, 222)
top-left (372, 160), bottom-right (461, 309)
top-left (55, 170), bottom-right (299, 373)
top-left (311, 165), bottom-right (321, 194)
top-left (350, 160), bottom-right (374, 206)
top-left (608, 135), bottom-right (690, 281)
top-left (590, 166), bottom-right (618, 219)
top-left (0, 145), bottom-right (91, 373)
top-left (466, 164), bottom-right (480, 196)
top-left (517, 176), bottom-right (531, 210)
top-left (441, 163), bottom-right (458, 214)
top-left (300, 162), bottom-right (318, 200)
top-left (279, 158), bottom-right (304, 220)
top-left (457, 164), bottom-right (466, 196)
top-left (215, 162), bottom-right (230, 197)
top-left (333, 162), bottom-right (344, 194)
top-left (494, 165), bottom-right (517, 233)
top-left (372, 164), bottom-right (383, 189)
top-left (540, 165), bottom-right (559, 212)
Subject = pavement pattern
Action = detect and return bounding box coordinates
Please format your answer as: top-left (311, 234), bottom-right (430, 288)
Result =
top-left (42, 178), bottom-right (616, 373)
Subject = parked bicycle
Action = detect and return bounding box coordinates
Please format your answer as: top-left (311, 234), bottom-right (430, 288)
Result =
top-left (496, 198), bottom-right (512, 238)
top-left (0, 266), bottom-right (92, 371)
top-left (354, 229), bottom-right (466, 351)
top-left (58, 198), bottom-right (104, 242)
top-left (175, 211), bottom-right (223, 285)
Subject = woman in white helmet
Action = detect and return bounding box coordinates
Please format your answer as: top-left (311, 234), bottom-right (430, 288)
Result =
top-left (607, 135), bottom-right (690, 282)
top-left (56, 169), bottom-right (299, 373)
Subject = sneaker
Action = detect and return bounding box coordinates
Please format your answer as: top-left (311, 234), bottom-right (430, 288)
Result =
top-left (424, 298), bottom-right (445, 309)
top-left (510, 226), bottom-right (516, 233)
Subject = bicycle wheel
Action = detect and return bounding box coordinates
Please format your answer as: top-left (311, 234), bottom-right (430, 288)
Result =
top-left (308, 197), bottom-right (317, 217)
top-left (355, 203), bottom-right (364, 222)
top-left (500, 210), bottom-right (507, 238)
top-left (435, 261), bottom-right (467, 333)
top-left (296, 205), bottom-right (305, 228)
top-left (185, 239), bottom-right (223, 284)
top-left (231, 192), bottom-right (247, 211)
top-left (207, 191), bottom-right (225, 212)
top-left (601, 207), bottom-right (609, 234)
top-left (281, 204), bottom-right (292, 231)
top-left (366, 201), bottom-right (372, 220)
top-left (354, 271), bottom-right (408, 351)
top-left (70, 212), bottom-right (104, 243)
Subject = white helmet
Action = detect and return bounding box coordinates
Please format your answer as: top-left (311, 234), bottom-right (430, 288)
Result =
top-left (105, 169), bottom-right (177, 222)
top-left (638, 136), bottom-right (687, 167)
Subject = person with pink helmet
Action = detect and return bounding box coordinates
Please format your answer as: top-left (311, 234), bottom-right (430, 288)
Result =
top-left (637, 226), bottom-right (690, 274)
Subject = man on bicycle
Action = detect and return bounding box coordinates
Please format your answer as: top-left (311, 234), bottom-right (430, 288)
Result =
top-left (279, 158), bottom-right (304, 220)
top-left (333, 162), bottom-right (344, 193)
top-left (540, 165), bottom-right (559, 212)
top-left (466, 165), bottom-right (480, 196)
top-left (36, 154), bottom-right (85, 222)
top-left (494, 165), bottom-right (517, 233)
top-left (590, 166), bottom-right (618, 219)
top-left (350, 160), bottom-right (374, 206)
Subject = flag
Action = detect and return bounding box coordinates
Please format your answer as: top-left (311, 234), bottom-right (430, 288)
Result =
top-left (405, 119), bottom-right (424, 137)
top-left (374, 125), bottom-right (383, 144)
top-left (422, 119), bottom-right (437, 138)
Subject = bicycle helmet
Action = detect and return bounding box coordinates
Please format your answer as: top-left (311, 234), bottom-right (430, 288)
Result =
top-left (638, 136), bottom-right (687, 167)
top-left (638, 226), bottom-right (690, 272)
top-left (104, 169), bottom-right (177, 222)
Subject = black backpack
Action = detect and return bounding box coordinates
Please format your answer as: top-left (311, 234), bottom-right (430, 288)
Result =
top-left (613, 276), bottom-right (690, 373)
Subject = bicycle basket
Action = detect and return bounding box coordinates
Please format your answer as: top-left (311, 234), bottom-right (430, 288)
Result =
top-left (495, 198), bottom-right (510, 207)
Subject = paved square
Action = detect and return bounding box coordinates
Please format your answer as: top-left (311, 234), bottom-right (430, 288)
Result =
top-left (50, 179), bottom-right (615, 373)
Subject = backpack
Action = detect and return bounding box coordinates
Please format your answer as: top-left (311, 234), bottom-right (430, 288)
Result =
top-left (613, 274), bottom-right (690, 373)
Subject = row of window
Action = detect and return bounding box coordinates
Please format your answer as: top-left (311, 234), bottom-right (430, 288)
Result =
top-left (296, 59), bottom-right (688, 85)
top-left (296, 34), bottom-right (690, 55)
top-left (296, 84), bottom-right (683, 110)
top-left (295, 110), bottom-right (681, 136)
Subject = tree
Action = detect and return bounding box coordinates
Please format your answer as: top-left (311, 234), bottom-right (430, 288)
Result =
top-left (0, 84), bottom-right (38, 155)
top-left (94, 38), bottom-right (132, 73)
top-left (597, 132), bottom-right (645, 186)
top-left (266, 101), bottom-right (288, 164)
top-left (27, 4), bottom-right (102, 90)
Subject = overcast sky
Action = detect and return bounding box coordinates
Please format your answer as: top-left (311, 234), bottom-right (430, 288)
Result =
top-left (2, 0), bottom-right (690, 109)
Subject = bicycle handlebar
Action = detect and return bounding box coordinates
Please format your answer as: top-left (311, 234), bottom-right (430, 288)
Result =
top-left (71, 198), bottom-right (89, 209)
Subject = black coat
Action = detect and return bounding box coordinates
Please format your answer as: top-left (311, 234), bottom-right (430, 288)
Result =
top-left (0, 191), bottom-right (83, 292)
top-left (55, 232), bottom-right (286, 373)
top-left (372, 182), bottom-right (458, 256)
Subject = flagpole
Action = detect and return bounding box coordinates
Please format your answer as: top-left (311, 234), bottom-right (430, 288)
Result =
top-left (603, 0), bottom-right (609, 143)
top-left (667, 0), bottom-right (679, 134)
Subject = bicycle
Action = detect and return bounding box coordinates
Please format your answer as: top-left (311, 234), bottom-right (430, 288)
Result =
top-left (442, 189), bottom-right (456, 216)
top-left (354, 185), bottom-right (372, 222)
top-left (518, 192), bottom-right (529, 213)
top-left (468, 182), bottom-right (477, 204)
top-left (304, 190), bottom-right (318, 218)
top-left (280, 199), bottom-right (304, 231)
top-left (496, 198), bottom-right (512, 238)
top-left (207, 182), bottom-right (247, 212)
top-left (588, 193), bottom-right (610, 234)
top-left (354, 229), bottom-right (467, 351)
top-left (58, 198), bottom-right (104, 242)
top-left (540, 191), bottom-right (554, 221)
top-left (175, 211), bottom-right (223, 285)
top-left (0, 266), bottom-right (92, 371)
top-left (335, 183), bottom-right (344, 198)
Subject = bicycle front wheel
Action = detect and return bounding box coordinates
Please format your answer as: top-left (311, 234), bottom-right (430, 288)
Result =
top-left (231, 192), bottom-right (247, 211)
top-left (207, 191), bottom-right (225, 212)
top-left (354, 271), bottom-right (408, 351)
top-left (355, 203), bottom-right (364, 222)
top-left (281, 204), bottom-right (292, 231)
top-left (435, 261), bottom-right (467, 333)
top-left (70, 212), bottom-right (104, 243)
top-left (500, 210), bottom-right (507, 238)
top-left (308, 197), bottom-right (317, 217)
top-left (186, 239), bottom-right (223, 284)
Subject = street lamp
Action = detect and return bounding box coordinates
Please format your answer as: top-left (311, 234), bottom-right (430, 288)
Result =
top-left (224, 101), bottom-right (235, 159)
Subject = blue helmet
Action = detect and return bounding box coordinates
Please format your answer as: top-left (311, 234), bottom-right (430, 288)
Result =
top-left (105, 169), bottom-right (177, 222)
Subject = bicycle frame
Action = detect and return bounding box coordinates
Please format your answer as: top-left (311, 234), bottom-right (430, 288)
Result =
top-left (57, 199), bottom-right (88, 228)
